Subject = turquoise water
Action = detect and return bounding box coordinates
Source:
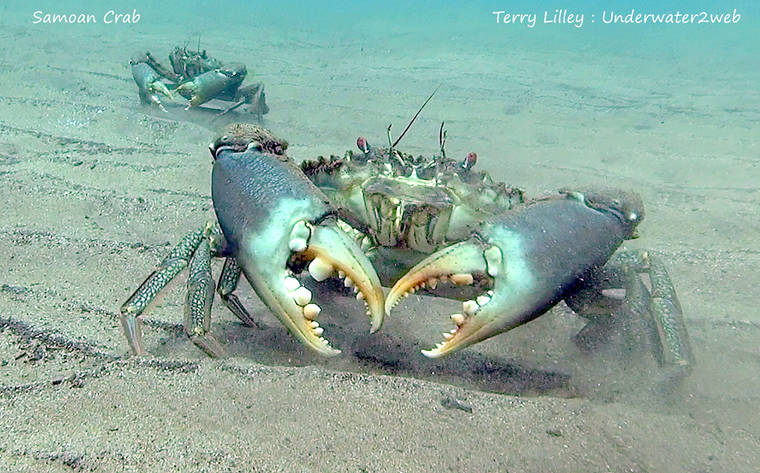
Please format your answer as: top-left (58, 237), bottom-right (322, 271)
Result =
top-left (1, 1), bottom-right (758, 471)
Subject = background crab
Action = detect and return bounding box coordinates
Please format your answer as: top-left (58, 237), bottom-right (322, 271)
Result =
top-left (129, 46), bottom-right (269, 117)
top-left (121, 123), bottom-right (692, 378)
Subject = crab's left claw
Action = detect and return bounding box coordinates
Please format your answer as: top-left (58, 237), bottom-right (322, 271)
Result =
top-left (386, 238), bottom-right (508, 357)
top-left (387, 192), bottom-right (640, 357)
top-left (211, 125), bottom-right (384, 356)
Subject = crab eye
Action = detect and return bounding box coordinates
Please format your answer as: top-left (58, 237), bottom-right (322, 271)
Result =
top-left (628, 212), bottom-right (638, 221)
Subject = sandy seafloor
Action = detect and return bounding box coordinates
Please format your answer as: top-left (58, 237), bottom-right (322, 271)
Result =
top-left (0, 1), bottom-right (759, 471)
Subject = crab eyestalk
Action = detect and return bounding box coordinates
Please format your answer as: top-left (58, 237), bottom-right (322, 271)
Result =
top-left (387, 191), bottom-right (642, 357)
top-left (212, 127), bottom-right (384, 355)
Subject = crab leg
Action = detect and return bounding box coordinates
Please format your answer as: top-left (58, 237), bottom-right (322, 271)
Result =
top-left (120, 228), bottom-right (205, 355)
top-left (646, 252), bottom-right (691, 367)
top-left (212, 138), bottom-right (385, 356)
top-left (565, 249), bottom-right (693, 375)
top-left (184, 238), bottom-right (225, 357)
top-left (606, 250), bottom-right (693, 368)
top-left (216, 257), bottom-right (262, 329)
top-left (387, 191), bottom-right (642, 357)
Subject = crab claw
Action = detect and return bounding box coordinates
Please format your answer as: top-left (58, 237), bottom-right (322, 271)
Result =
top-left (131, 62), bottom-right (173, 108)
top-left (212, 127), bottom-right (384, 356)
top-left (176, 65), bottom-right (246, 109)
top-left (387, 191), bottom-right (642, 357)
top-left (386, 238), bottom-right (506, 357)
top-left (292, 219), bottom-right (386, 336)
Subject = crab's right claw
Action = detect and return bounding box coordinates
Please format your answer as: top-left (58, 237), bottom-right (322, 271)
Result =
top-left (131, 62), bottom-right (173, 108)
top-left (212, 130), bottom-right (384, 356)
top-left (387, 238), bottom-right (515, 357)
top-left (148, 80), bottom-right (173, 100)
top-left (237, 218), bottom-right (385, 357)
top-left (293, 219), bottom-right (387, 333)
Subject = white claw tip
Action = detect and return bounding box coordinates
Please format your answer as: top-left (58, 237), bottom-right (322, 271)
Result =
top-left (303, 303), bottom-right (321, 320)
top-left (421, 348), bottom-right (442, 358)
top-left (289, 238), bottom-right (308, 252)
top-left (308, 257), bottom-right (333, 282)
top-left (463, 300), bottom-right (478, 316)
top-left (451, 273), bottom-right (474, 285)
top-left (284, 277), bottom-right (301, 292)
top-left (292, 286), bottom-right (312, 306)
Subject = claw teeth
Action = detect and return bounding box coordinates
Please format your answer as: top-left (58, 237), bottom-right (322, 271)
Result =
top-left (308, 257), bottom-right (334, 282)
top-left (476, 295), bottom-right (491, 307)
top-left (443, 332), bottom-right (453, 340)
top-left (310, 320), bottom-right (319, 328)
top-left (451, 273), bottom-right (474, 285)
top-left (303, 303), bottom-right (321, 320)
top-left (463, 300), bottom-right (478, 316)
top-left (313, 326), bottom-right (324, 336)
top-left (289, 237), bottom-right (307, 252)
top-left (360, 236), bottom-right (371, 250)
top-left (284, 277), bottom-right (301, 292)
top-left (429, 278), bottom-right (438, 289)
top-left (292, 287), bottom-right (312, 306)
top-left (344, 277), bottom-right (355, 289)
top-left (450, 313), bottom-right (465, 326)
top-left (356, 292), bottom-right (365, 300)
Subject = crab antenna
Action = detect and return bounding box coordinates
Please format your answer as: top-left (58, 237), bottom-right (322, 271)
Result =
top-left (439, 121), bottom-right (447, 160)
top-left (386, 124), bottom-right (394, 150)
top-left (392, 85), bottom-right (440, 149)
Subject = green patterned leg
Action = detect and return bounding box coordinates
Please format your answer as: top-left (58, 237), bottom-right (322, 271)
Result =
top-left (184, 238), bottom-right (225, 357)
top-left (568, 250), bottom-right (693, 374)
top-left (217, 257), bottom-right (262, 328)
top-left (644, 252), bottom-right (693, 369)
top-left (120, 228), bottom-right (205, 355)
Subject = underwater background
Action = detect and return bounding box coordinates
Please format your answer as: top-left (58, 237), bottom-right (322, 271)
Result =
top-left (0, 0), bottom-right (758, 471)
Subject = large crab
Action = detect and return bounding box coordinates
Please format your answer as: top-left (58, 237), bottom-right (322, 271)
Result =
top-left (129, 46), bottom-right (269, 116)
top-left (121, 123), bottom-right (692, 376)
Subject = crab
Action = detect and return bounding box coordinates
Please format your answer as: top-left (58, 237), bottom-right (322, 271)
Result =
top-left (129, 46), bottom-right (268, 116)
top-left (120, 123), bottom-right (692, 376)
